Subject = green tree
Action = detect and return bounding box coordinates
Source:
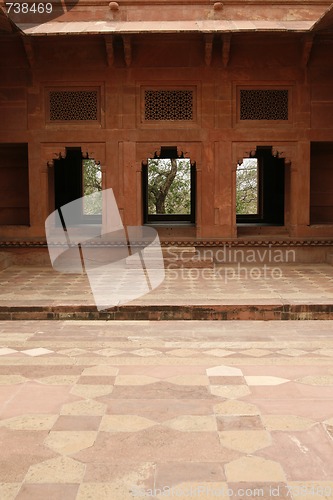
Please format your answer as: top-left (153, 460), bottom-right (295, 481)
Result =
top-left (82, 159), bottom-right (102, 215)
top-left (148, 158), bottom-right (191, 214)
top-left (236, 159), bottom-right (258, 215)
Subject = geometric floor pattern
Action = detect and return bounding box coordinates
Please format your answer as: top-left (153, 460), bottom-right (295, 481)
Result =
top-left (1, 320), bottom-right (333, 499)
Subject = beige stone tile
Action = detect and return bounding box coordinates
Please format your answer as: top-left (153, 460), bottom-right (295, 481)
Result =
top-left (37, 375), bottom-right (79, 385)
top-left (15, 483), bottom-right (79, 500)
top-left (131, 348), bottom-right (163, 357)
top-left (225, 456), bottom-right (286, 482)
top-left (166, 375), bottom-right (209, 386)
top-left (277, 349), bottom-right (308, 357)
top-left (287, 482), bottom-right (333, 499)
top-left (99, 415), bottom-right (157, 432)
top-left (81, 366), bottom-right (119, 376)
top-left (203, 349), bottom-right (235, 357)
top-left (240, 349), bottom-right (272, 357)
top-left (115, 375), bottom-right (158, 386)
top-left (0, 483), bottom-right (21, 500)
top-left (262, 415), bottom-right (316, 431)
top-left (213, 400), bottom-right (260, 416)
top-left (245, 376), bottom-right (289, 386)
top-left (0, 414), bottom-right (57, 431)
top-left (44, 431), bottom-right (97, 455)
top-left (166, 349), bottom-right (200, 357)
top-left (219, 430), bottom-right (271, 453)
top-left (156, 482), bottom-right (230, 499)
top-left (207, 366), bottom-right (243, 377)
top-left (60, 400), bottom-right (107, 416)
top-left (0, 375), bottom-right (27, 385)
top-left (57, 348), bottom-right (88, 356)
top-left (296, 376), bottom-right (333, 386)
top-left (94, 348), bottom-right (126, 356)
top-left (163, 415), bottom-right (217, 432)
top-left (24, 456), bottom-right (86, 483)
top-left (314, 349), bottom-right (333, 357)
top-left (77, 483), bottom-right (141, 500)
top-left (70, 385), bottom-right (114, 399)
top-left (210, 385), bottom-right (250, 399)
top-left (53, 416), bottom-right (102, 431)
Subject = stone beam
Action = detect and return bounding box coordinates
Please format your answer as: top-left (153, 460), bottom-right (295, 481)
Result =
top-left (104, 35), bottom-right (114, 67)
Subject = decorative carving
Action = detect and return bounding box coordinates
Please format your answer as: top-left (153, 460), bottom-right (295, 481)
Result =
top-left (240, 89), bottom-right (289, 120)
top-left (222, 34), bottom-right (231, 67)
top-left (144, 90), bottom-right (193, 121)
top-left (48, 90), bottom-right (98, 121)
top-left (122, 35), bottom-right (132, 67)
top-left (302, 35), bottom-right (314, 67)
top-left (204, 34), bottom-right (213, 66)
top-left (104, 35), bottom-right (114, 67)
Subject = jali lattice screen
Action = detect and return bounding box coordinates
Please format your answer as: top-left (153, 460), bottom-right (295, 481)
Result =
top-left (144, 90), bottom-right (193, 121)
top-left (49, 90), bottom-right (98, 121)
top-left (240, 89), bottom-right (289, 120)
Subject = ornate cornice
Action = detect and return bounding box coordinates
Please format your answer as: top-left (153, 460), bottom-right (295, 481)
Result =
top-left (0, 239), bottom-right (332, 248)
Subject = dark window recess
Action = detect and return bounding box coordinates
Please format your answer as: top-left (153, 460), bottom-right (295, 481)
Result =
top-left (142, 146), bottom-right (196, 224)
top-left (54, 147), bottom-right (101, 224)
top-left (144, 90), bottom-right (193, 121)
top-left (240, 89), bottom-right (288, 120)
top-left (49, 91), bottom-right (98, 121)
top-left (0, 143), bottom-right (30, 225)
top-left (237, 146), bottom-right (285, 225)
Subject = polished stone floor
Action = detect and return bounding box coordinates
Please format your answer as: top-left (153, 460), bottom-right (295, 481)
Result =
top-left (0, 320), bottom-right (333, 499)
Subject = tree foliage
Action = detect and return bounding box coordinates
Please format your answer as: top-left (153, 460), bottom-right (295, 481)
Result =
top-left (236, 158), bottom-right (258, 215)
top-left (82, 159), bottom-right (102, 215)
top-left (148, 158), bottom-right (191, 214)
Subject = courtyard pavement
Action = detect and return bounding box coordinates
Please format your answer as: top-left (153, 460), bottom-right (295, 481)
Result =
top-left (0, 320), bottom-right (333, 499)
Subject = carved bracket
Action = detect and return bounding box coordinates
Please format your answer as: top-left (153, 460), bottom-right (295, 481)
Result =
top-left (104, 35), bottom-right (114, 67)
top-left (302, 34), bottom-right (314, 67)
top-left (204, 34), bottom-right (214, 66)
top-left (22, 37), bottom-right (35, 68)
top-left (222, 34), bottom-right (231, 68)
top-left (122, 35), bottom-right (132, 67)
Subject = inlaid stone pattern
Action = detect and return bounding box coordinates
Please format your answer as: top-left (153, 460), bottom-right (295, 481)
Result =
top-left (0, 319), bottom-right (333, 499)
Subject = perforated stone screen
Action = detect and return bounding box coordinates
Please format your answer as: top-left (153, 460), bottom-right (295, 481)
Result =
top-left (49, 90), bottom-right (98, 121)
top-left (144, 90), bottom-right (193, 121)
top-left (240, 89), bottom-right (289, 120)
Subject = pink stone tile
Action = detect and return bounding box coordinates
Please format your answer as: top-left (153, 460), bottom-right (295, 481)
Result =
top-left (258, 426), bottom-right (333, 481)
top-left (0, 428), bottom-right (56, 481)
top-left (155, 462), bottom-right (226, 487)
top-left (74, 429), bottom-right (241, 464)
top-left (249, 399), bottom-right (333, 421)
top-left (52, 416), bottom-right (102, 431)
top-left (0, 382), bottom-right (80, 419)
top-left (104, 399), bottom-right (215, 422)
top-left (16, 484), bottom-right (79, 500)
top-left (243, 382), bottom-right (333, 401)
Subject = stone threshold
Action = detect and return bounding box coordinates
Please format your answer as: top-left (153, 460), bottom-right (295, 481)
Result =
top-left (1, 303), bottom-right (333, 320)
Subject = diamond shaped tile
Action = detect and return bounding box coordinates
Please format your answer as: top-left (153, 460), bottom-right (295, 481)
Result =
top-left (262, 415), bottom-right (316, 431)
top-left (166, 349), bottom-right (199, 357)
top-left (219, 430), bottom-right (271, 453)
top-left (295, 376), bottom-right (333, 386)
top-left (131, 349), bottom-right (163, 357)
top-left (0, 348), bottom-right (18, 356)
top-left (245, 376), bottom-right (290, 386)
top-left (24, 456), bottom-right (86, 483)
top-left (163, 416), bottom-right (217, 432)
top-left (203, 349), bottom-right (235, 357)
top-left (225, 456), bottom-right (286, 482)
top-left (313, 349), bottom-right (333, 357)
top-left (210, 385), bottom-right (251, 399)
top-left (94, 348), bottom-right (126, 356)
top-left (22, 348), bottom-right (54, 357)
top-left (214, 400), bottom-right (260, 416)
top-left (277, 349), bottom-right (308, 357)
top-left (240, 349), bottom-right (272, 357)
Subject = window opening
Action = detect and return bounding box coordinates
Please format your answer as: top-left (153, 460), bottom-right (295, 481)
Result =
top-left (236, 158), bottom-right (259, 216)
top-left (143, 146), bottom-right (195, 223)
top-left (236, 147), bottom-right (284, 225)
top-left (54, 147), bottom-right (101, 224)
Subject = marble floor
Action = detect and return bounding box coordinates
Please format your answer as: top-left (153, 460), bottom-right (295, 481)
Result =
top-left (0, 320), bottom-right (333, 499)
